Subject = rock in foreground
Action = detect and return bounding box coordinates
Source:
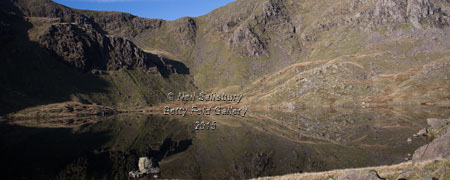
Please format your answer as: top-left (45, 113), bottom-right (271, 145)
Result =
top-left (336, 170), bottom-right (384, 180)
top-left (412, 126), bottom-right (450, 164)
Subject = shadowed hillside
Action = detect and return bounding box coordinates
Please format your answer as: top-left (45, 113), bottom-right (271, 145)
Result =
top-left (0, 0), bottom-right (195, 115)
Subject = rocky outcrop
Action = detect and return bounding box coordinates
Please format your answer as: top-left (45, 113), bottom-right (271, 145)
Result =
top-left (407, 0), bottom-right (433, 28)
top-left (228, 0), bottom-right (298, 57)
top-left (373, 0), bottom-right (408, 23)
top-left (5, 0), bottom-right (160, 73)
top-left (38, 23), bottom-right (160, 72)
top-left (316, 0), bottom-right (450, 33)
top-left (372, 0), bottom-right (450, 28)
top-left (169, 17), bottom-right (197, 47)
top-left (229, 25), bottom-right (268, 57)
top-left (406, 0), bottom-right (450, 28)
top-left (258, 0), bottom-right (295, 34)
top-left (36, 21), bottom-right (191, 78)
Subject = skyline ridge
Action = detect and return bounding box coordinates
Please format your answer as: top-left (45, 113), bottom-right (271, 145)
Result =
top-left (53, 0), bottom-right (235, 20)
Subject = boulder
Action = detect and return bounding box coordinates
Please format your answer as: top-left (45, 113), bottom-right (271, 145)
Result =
top-left (412, 126), bottom-right (450, 164)
top-left (337, 170), bottom-right (384, 180)
top-left (138, 157), bottom-right (152, 173)
top-left (416, 128), bottom-right (428, 136)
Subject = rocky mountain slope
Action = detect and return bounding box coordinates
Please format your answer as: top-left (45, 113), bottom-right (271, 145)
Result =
top-left (99, 0), bottom-right (450, 91)
top-left (1, 0), bottom-right (450, 114)
top-left (77, 0), bottom-right (450, 107)
top-left (235, 0), bottom-right (450, 108)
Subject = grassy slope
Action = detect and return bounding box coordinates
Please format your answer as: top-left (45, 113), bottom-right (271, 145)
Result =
top-left (254, 158), bottom-right (450, 180)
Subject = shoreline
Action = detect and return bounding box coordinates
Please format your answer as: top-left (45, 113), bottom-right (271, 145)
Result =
top-left (5, 101), bottom-right (450, 120)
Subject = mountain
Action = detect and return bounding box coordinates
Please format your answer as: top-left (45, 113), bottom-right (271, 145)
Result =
top-left (0, 0), bottom-right (195, 115)
top-left (1, 0), bottom-right (450, 114)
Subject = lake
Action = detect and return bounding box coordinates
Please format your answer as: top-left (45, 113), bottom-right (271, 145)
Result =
top-left (1, 106), bottom-right (449, 179)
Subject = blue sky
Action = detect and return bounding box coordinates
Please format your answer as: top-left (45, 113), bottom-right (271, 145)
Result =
top-left (53, 0), bottom-right (235, 20)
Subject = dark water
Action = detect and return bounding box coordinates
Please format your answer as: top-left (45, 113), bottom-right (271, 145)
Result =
top-left (1, 106), bottom-right (449, 179)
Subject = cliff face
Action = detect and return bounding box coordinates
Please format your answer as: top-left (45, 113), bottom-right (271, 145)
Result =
top-left (38, 23), bottom-right (160, 72)
top-left (7, 0), bottom-right (182, 75)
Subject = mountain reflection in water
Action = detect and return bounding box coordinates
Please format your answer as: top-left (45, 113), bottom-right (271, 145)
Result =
top-left (1, 106), bottom-right (449, 179)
